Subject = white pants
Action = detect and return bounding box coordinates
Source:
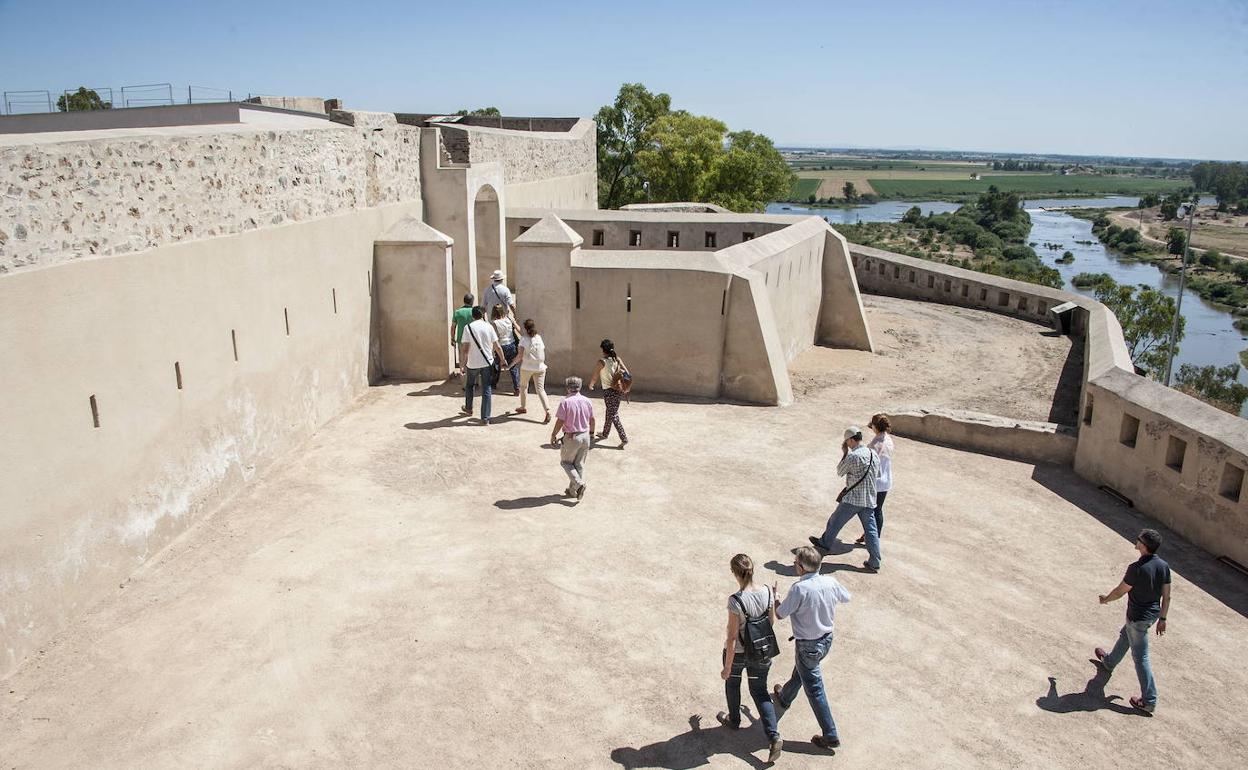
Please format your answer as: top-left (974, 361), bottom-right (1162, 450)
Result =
top-left (520, 369), bottom-right (549, 412)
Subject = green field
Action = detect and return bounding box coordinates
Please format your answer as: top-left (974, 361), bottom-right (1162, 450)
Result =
top-left (790, 177), bottom-right (821, 199)
top-left (868, 175), bottom-right (1187, 198)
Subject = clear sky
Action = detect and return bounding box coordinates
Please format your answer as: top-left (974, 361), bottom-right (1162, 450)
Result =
top-left (2, 0), bottom-right (1245, 159)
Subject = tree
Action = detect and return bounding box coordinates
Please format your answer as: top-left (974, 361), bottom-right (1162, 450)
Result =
top-left (842, 181), bottom-right (857, 201)
top-left (703, 130), bottom-right (794, 211)
top-left (454, 107), bottom-right (501, 116)
top-left (901, 205), bottom-right (923, 224)
top-left (1231, 260), bottom-right (1248, 283)
top-left (1139, 193), bottom-right (1161, 208)
top-left (1174, 363), bottom-right (1248, 414)
top-left (57, 86), bottom-right (110, 112)
top-left (595, 83), bottom-right (672, 209)
top-left (1093, 277), bottom-right (1184, 377)
top-left (1198, 250), bottom-right (1222, 269)
top-left (1160, 201), bottom-right (1179, 221)
top-left (633, 111), bottom-right (726, 203)
top-left (1166, 227), bottom-right (1187, 257)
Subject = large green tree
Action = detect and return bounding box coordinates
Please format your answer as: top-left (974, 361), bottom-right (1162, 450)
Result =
top-left (1093, 277), bottom-right (1185, 378)
top-left (57, 87), bottom-right (110, 112)
top-left (455, 107), bottom-right (501, 116)
top-left (595, 83), bottom-right (793, 212)
top-left (595, 83), bottom-right (672, 209)
top-left (1174, 363), bottom-right (1248, 414)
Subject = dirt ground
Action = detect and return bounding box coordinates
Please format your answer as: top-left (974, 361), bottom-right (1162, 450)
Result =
top-left (1111, 207), bottom-right (1248, 260)
top-left (3, 298), bottom-right (1245, 769)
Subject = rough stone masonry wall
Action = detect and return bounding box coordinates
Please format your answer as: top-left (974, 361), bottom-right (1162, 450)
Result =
top-left (0, 111), bottom-right (421, 274)
top-left (466, 123), bottom-right (595, 184)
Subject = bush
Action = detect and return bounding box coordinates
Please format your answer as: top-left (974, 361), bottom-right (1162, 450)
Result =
top-left (1002, 244), bottom-right (1034, 261)
top-left (1072, 272), bottom-right (1114, 288)
top-left (1198, 250), bottom-right (1223, 269)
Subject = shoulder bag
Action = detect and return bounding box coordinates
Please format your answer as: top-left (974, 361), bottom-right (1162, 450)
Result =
top-left (835, 453), bottom-right (875, 503)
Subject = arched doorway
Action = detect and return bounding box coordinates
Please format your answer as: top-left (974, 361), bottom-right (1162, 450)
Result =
top-left (473, 184), bottom-right (502, 297)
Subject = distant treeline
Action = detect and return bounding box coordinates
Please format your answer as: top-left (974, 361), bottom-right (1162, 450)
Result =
top-left (990, 160), bottom-right (1049, 171)
top-left (1191, 162), bottom-right (1248, 209)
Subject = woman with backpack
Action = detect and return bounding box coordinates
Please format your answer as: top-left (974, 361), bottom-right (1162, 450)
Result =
top-left (588, 338), bottom-right (629, 447)
top-left (719, 553), bottom-right (783, 763)
top-left (512, 319), bottom-right (550, 423)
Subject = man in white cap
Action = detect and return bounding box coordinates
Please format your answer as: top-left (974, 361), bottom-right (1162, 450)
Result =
top-left (809, 426), bottom-right (882, 572)
top-left (484, 269), bottom-right (515, 318)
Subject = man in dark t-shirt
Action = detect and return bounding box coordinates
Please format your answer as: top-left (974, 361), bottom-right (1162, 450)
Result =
top-left (1094, 528), bottom-right (1172, 713)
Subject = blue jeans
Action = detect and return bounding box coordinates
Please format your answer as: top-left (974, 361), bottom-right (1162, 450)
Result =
top-left (500, 342), bottom-right (520, 392)
top-left (464, 366), bottom-right (493, 421)
top-left (817, 501), bottom-right (881, 569)
top-left (1103, 618), bottom-right (1158, 706)
top-left (776, 634), bottom-right (837, 742)
top-left (722, 649), bottom-right (779, 741)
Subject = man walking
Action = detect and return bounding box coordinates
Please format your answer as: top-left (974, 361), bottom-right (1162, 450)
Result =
top-left (449, 293), bottom-right (475, 375)
top-left (770, 546), bottom-right (851, 751)
top-left (1094, 528), bottom-right (1172, 713)
top-left (459, 306), bottom-right (506, 425)
top-left (549, 376), bottom-right (595, 501)
top-left (809, 427), bottom-right (882, 572)
top-left (484, 270), bottom-right (515, 318)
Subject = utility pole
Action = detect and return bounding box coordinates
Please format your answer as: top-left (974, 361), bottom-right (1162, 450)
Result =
top-left (1162, 195), bottom-right (1197, 386)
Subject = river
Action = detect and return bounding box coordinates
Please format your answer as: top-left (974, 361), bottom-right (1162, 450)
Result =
top-left (767, 197), bottom-right (1248, 417)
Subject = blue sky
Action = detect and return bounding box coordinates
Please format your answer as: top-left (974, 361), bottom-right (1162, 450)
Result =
top-left (2, 0), bottom-right (1245, 159)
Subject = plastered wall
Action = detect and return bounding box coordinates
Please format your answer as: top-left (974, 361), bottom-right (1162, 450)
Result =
top-left (0, 202), bottom-right (421, 679)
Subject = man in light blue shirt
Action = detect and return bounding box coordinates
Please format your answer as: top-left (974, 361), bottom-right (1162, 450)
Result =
top-left (810, 426), bottom-right (882, 572)
top-left (771, 546), bottom-right (852, 751)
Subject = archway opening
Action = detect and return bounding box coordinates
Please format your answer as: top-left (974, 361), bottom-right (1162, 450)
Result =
top-left (473, 184), bottom-right (502, 298)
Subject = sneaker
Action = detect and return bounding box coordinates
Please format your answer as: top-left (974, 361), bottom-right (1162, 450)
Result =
top-left (459, 408), bottom-right (472, 416)
top-left (862, 561), bottom-right (879, 573)
top-left (808, 535), bottom-right (828, 553)
top-left (1093, 647), bottom-right (1109, 671)
top-left (515, 407), bottom-right (527, 415)
top-left (854, 535), bottom-right (866, 545)
top-left (767, 738), bottom-right (783, 764)
top-left (715, 712), bottom-right (739, 730)
top-left (576, 483), bottom-right (586, 500)
top-left (620, 438), bottom-right (629, 448)
top-left (562, 487), bottom-right (574, 498)
top-left (1129, 696), bottom-right (1155, 714)
top-left (811, 735), bottom-right (840, 750)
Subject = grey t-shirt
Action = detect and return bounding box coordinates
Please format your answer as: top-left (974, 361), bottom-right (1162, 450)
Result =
top-left (727, 586), bottom-right (772, 654)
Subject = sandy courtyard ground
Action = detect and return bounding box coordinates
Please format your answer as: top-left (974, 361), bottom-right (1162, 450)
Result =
top-left (2, 298), bottom-right (1244, 769)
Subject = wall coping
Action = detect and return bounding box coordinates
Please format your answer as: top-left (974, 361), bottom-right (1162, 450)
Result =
top-left (507, 207), bottom-right (808, 226)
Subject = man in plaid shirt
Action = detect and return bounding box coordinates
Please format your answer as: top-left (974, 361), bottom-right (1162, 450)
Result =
top-left (809, 427), bottom-right (882, 572)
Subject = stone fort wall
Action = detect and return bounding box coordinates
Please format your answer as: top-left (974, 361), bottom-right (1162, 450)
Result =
top-left (0, 112), bottom-right (421, 274)
top-left (848, 244), bottom-right (1248, 569)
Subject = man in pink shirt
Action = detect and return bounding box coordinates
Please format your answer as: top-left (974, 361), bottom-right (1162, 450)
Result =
top-left (549, 376), bottom-right (596, 501)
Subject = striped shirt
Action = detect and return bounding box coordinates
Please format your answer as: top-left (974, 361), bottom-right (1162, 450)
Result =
top-left (837, 445), bottom-right (878, 508)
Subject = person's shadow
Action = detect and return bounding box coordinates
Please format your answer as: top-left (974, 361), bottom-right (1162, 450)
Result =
top-left (1035, 668), bottom-right (1137, 715)
top-left (610, 713), bottom-right (775, 769)
top-left (494, 494), bottom-right (575, 509)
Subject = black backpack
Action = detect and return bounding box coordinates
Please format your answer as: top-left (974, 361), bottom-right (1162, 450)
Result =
top-left (732, 587), bottom-right (780, 663)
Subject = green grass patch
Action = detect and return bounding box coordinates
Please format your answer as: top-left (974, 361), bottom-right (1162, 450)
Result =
top-left (789, 177), bottom-right (821, 200)
top-left (867, 175), bottom-right (1187, 199)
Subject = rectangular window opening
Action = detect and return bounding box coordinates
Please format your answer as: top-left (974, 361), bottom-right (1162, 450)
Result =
top-left (1082, 394), bottom-right (1094, 426)
top-left (592, 229), bottom-right (604, 246)
top-left (1119, 413), bottom-right (1140, 448)
top-left (961, 284), bottom-right (969, 298)
top-left (231, 329), bottom-right (239, 362)
top-left (789, 263), bottom-right (793, 280)
top-left (575, 280), bottom-right (581, 310)
top-left (175, 361), bottom-right (183, 391)
top-left (879, 263), bottom-right (886, 275)
top-left (630, 230), bottom-right (642, 247)
top-left (1038, 301), bottom-right (1048, 315)
top-left (626, 282), bottom-right (632, 313)
top-left (1017, 297), bottom-right (1029, 312)
top-left (998, 291), bottom-right (1010, 307)
top-left (705, 231), bottom-right (717, 248)
top-left (667, 231), bottom-right (679, 248)
top-left (743, 232), bottom-right (754, 242)
top-left (894, 266), bottom-right (901, 279)
top-left (89, 394), bottom-right (100, 428)
top-left (979, 288), bottom-right (988, 302)
top-left (332, 288), bottom-right (338, 314)
top-left (367, 270), bottom-right (372, 298)
top-left (944, 279), bottom-right (951, 292)
top-left (284, 307), bottom-right (290, 336)
top-left (908, 270), bottom-right (915, 283)
top-left (927, 275), bottom-right (935, 288)
top-left (721, 288), bottom-right (727, 315)
top-left (1220, 463), bottom-right (1245, 502)
top-left (1165, 435), bottom-right (1187, 472)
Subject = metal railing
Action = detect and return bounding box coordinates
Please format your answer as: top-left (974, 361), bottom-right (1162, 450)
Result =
top-left (0, 83), bottom-right (241, 115)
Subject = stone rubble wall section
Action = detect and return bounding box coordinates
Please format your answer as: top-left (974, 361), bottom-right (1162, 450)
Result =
top-left (466, 124), bottom-right (595, 183)
top-left (0, 113), bottom-right (421, 274)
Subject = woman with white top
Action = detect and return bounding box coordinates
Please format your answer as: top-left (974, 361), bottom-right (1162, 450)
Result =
top-left (491, 304), bottom-right (521, 395)
top-left (512, 318), bottom-right (550, 423)
top-left (588, 338), bottom-right (628, 447)
top-left (858, 413), bottom-right (895, 545)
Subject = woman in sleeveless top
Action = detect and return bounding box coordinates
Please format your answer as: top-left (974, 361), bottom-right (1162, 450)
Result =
top-left (719, 553), bottom-right (782, 762)
top-left (588, 338), bottom-right (628, 447)
top-left (858, 413), bottom-right (895, 545)
top-left (512, 318), bottom-right (550, 423)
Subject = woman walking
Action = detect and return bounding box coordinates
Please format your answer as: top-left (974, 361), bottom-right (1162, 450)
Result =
top-left (858, 413), bottom-right (894, 545)
top-left (491, 304), bottom-right (521, 395)
top-left (513, 319), bottom-right (550, 423)
top-left (589, 339), bottom-right (629, 447)
top-left (719, 553), bottom-right (783, 764)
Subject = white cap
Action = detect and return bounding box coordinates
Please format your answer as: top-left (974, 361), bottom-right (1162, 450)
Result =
top-left (844, 426), bottom-right (863, 441)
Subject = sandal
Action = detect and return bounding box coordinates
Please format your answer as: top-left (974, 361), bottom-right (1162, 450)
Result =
top-left (542, 412), bottom-right (551, 424)
top-left (515, 407), bottom-right (527, 415)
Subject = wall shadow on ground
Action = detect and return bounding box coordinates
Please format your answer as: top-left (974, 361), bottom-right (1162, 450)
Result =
top-left (1046, 333), bottom-right (1083, 426)
top-left (1030, 463), bottom-right (1248, 619)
